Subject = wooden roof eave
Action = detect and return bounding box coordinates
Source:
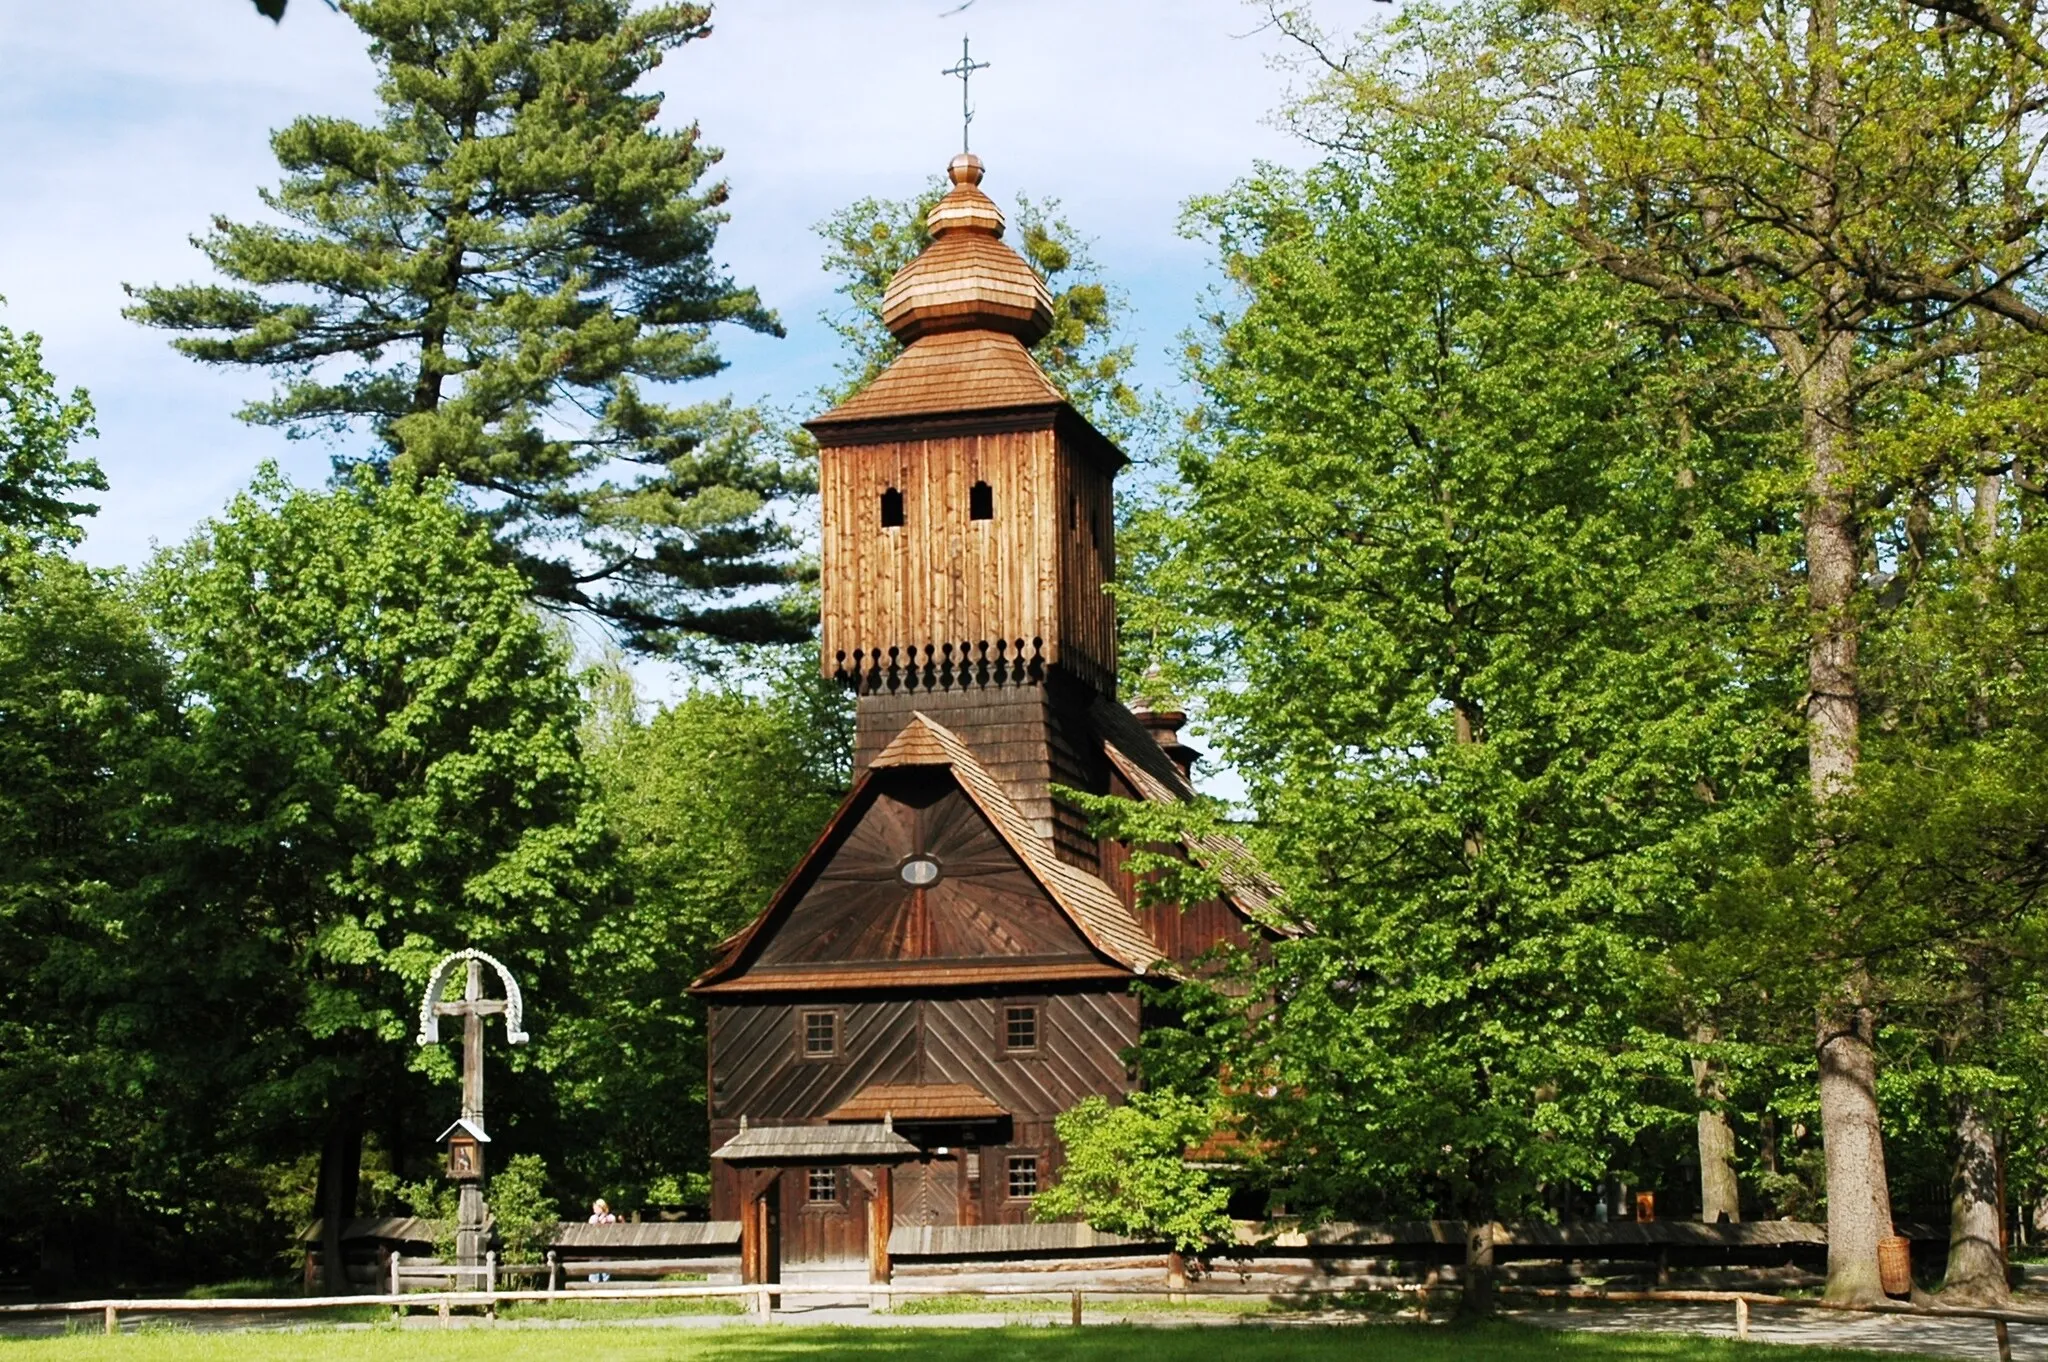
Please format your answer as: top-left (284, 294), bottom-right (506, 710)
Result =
top-left (805, 401), bottom-right (1127, 476)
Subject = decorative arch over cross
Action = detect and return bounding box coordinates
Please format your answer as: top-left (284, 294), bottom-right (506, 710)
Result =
top-left (416, 948), bottom-right (530, 1047)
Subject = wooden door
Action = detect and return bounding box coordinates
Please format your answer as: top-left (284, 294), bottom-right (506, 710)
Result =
top-left (782, 1165), bottom-right (870, 1267)
top-left (741, 1172), bottom-right (781, 1285)
top-left (895, 1153), bottom-right (962, 1228)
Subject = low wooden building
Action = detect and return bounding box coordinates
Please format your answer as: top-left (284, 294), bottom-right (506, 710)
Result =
top-left (691, 153), bottom-right (1284, 1284)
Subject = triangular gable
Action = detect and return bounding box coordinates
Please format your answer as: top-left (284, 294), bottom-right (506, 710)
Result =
top-left (874, 714), bottom-right (1163, 970)
top-left (692, 714), bottom-right (1159, 991)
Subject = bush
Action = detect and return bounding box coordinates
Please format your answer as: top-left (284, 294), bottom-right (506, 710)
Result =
top-left (1034, 1092), bottom-right (1231, 1252)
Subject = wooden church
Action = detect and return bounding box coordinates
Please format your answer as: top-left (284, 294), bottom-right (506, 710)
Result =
top-left (694, 153), bottom-right (1282, 1284)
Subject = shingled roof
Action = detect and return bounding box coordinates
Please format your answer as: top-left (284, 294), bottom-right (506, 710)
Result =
top-left (689, 712), bottom-right (1163, 990)
top-left (809, 330), bottom-right (1063, 428)
top-left (828, 1081), bottom-right (1006, 1123)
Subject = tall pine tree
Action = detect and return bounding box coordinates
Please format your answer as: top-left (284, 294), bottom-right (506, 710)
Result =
top-left (130, 0), bottom-right (808, 653)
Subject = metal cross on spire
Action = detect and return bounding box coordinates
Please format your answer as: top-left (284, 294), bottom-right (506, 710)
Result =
top-left (941, 36), bottom-right (989, 153)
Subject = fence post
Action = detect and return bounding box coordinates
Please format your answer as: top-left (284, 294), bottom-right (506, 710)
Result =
top-left (1071, 1289), bottom-right (1083, 1326)
top-left (756, 1283), bottom-right (771, 1318)
top-left (1167, 1250), bottom-right (1188, 1303)
top-left (102, 1305), bottom-right (116, 1336)
top-left (1735, 1296), bottom-right (1749, 1341)
top-left (1463, 1222), bottom-right (1497, 1317)
top-left (1996, 1319), bottom-right (2013, 1362)
top-left (437, 1298), bottom-right (450, 1327)
top-left (546, 1250), bottom-right (559, 1296)
top-left (485, 1250), bottom-right (498, 1321)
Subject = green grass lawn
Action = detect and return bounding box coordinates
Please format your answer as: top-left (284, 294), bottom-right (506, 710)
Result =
top-left (0, 1322), bottom-right (1944, 1361)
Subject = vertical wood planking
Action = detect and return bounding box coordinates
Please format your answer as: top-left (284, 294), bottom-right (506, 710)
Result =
top-left (824, 427), bottom-right (1094, 685)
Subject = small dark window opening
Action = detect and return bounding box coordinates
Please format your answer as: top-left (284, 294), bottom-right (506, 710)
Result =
top-left (969, 480), bottom-right (994, 521)
top-left (807, 1167), bottom-right (838, 1202)
top-left (1007, 1155), bottom-right (1039, 1200)
top-left (1090, 510), bottom-right (1102, 550)
top-left (802, 1010), bottom-right (838, 1058)
top-left (1004, 1005), bottom-right (1038, 1053)
top-left (880, 487), bottom-right (905, 528)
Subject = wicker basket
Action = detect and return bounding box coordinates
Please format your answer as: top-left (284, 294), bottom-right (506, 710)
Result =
top-left (1878, 1234), bottom-right (1913, 1297)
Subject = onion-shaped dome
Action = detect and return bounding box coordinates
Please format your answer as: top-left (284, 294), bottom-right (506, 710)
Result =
top-left (880, 154), bottom-right (1055, 346)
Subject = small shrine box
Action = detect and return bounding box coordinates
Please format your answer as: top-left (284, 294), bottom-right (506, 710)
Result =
top-left (437, 1118), bottom-right (490, 1181)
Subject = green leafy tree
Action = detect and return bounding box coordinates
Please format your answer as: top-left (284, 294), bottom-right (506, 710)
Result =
top-left (1822, 392), bottom-right (2048, 1300)
top-left (131, 0), bottom-right (810, 654)
top-left (1036, 1092), bottom-right (1231, 1253)
top-left (1126, 132), bottom-right (1798, 1229)
top-left (0, 557), bottom-right (230, 1285)
top-left (1281, 0), bottom-right (2048, 1298)
top-left (815, 184), bottom-right (1141, 442)
top-left (486, 1153), bottom-right (559, 1262)
top-left (544, 652), bottom-right (848, 1209)
top-left (143, 466), bottom-right (605, 1287)
top-left (0, 307), bottom-right (101, 556)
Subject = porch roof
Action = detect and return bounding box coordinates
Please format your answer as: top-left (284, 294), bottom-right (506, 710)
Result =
top-left (709, 1120), bottom-right (920, 1164)
top-left (827, 1081), bottom-right (1006, 1123)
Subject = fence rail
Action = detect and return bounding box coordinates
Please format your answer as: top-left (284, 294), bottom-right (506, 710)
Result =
top-left (7, 1273), bottom-right (2048, 1357)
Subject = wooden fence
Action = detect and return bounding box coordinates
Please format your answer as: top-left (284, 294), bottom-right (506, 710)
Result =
top-left (7, 1275), bottom-right (2048, 1358)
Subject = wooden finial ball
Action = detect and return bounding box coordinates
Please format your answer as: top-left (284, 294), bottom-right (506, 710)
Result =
top-left (948, 153), bottom-right (985, 186)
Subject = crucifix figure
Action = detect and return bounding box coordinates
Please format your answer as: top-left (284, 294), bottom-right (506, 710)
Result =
top-left (417, 949), bottom-right (529, 1267)
top-left (941, 36), bottom-right (989, 153)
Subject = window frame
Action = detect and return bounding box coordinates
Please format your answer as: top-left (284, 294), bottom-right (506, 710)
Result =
top-left (968, 479), bottom-right (994, 521)
top-left (797, 1008), bottom-right (841, 1062)
top-left (880, 486), bottom-right (905, 529)
top-left (1001, 1002), bottom-right (1040, 1056)
top-left (805, 1166), bottom-right (840, 1205)
top-left (1005, 1154), bottom-right (1039, 1202)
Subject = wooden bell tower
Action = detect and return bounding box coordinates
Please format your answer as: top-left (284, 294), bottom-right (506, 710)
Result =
top-left (807, 154), bottom-right (1126, 866)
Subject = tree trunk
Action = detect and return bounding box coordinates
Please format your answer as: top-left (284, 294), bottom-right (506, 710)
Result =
top-left (1818, 1007), bottom-right (1893, 1303)
top-left (1797, 251), bottom-right (1894, 1296)
top-left (1802, 328), bottom-right (1860, 802)
top-left (317, 1094), bottom-right (365, 1293)
top-left (1692, 1030), bottom-right (1741, 1223)
top-left (1941, 1095), bottom-right (2010, 1304)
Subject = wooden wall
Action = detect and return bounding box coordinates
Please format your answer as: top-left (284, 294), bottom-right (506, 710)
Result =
top-left (818, 422), bottom-right (1115, 696)
top-left (708, 990), bottom-right (1138, 1223)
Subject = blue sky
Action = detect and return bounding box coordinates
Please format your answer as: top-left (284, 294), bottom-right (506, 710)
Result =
top-left (0, 0), bottom-right (1388, 577)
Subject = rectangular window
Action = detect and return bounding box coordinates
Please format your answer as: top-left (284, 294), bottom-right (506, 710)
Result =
top-left (801, 1010), bottom-right (838, 1059)
top-left (1004, 1005), bottom-right (1038, 1053)
top-left (1007, 1155), bottom-right (1039, 1200)
top-left (807, 1167), bottom-right (837, 1203)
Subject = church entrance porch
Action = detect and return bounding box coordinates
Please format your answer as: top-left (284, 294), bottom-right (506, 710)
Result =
top-left (710, 1120), bottom-right (918, 1287)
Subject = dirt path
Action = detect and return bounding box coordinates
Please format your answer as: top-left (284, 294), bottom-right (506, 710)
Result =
top-left (1511, 1300), bottom-right (2040, 1359)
